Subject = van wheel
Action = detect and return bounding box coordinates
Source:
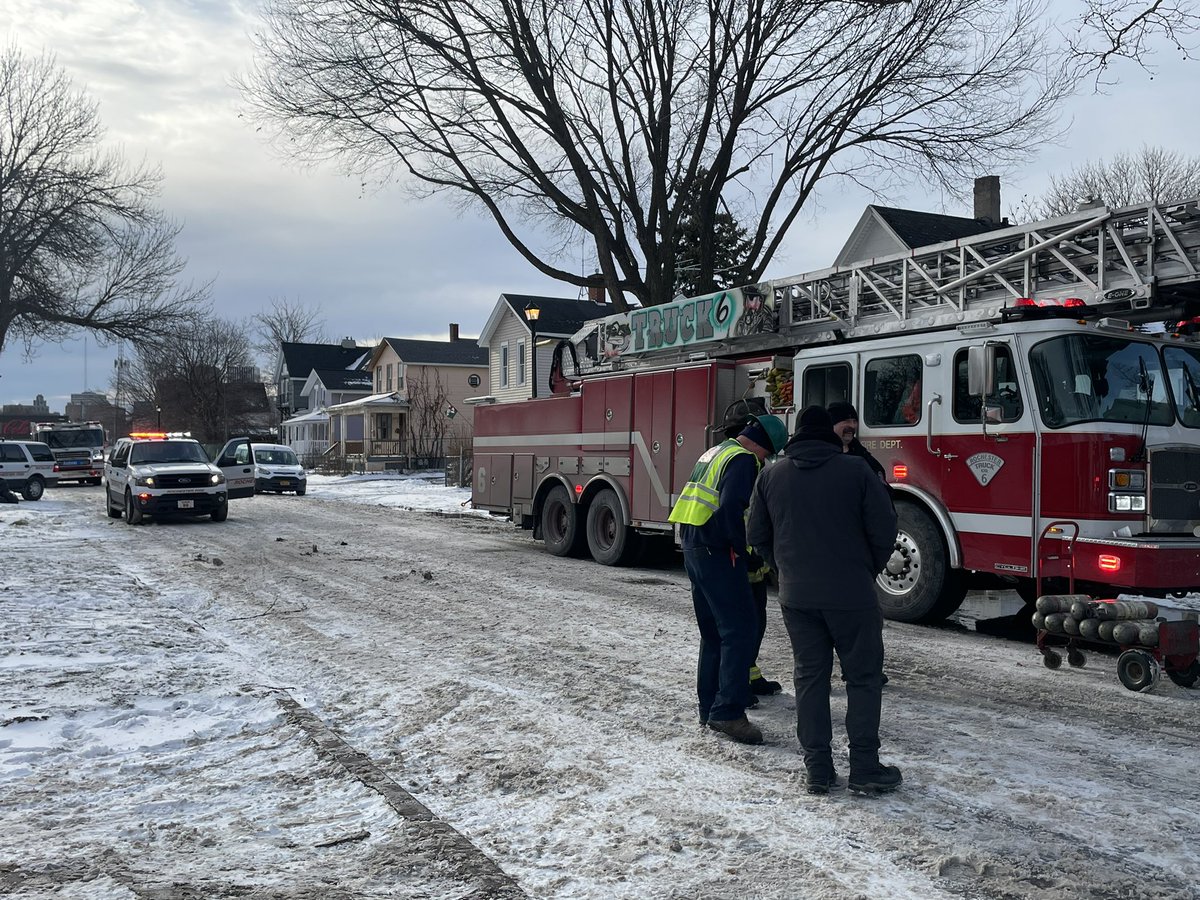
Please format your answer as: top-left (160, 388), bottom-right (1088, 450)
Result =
top-left (876, 502), bottom-right (965, 622)
top-left (21, 476), bottom-right (45, 501)
top-left (586, 488), bottom-right (640, 566)
top-left (106, 487), bottom-right (122, 518)
top-left (541, 483), bottom-right (586, 557)
top-left (124, 490), bottom-right (143, 525)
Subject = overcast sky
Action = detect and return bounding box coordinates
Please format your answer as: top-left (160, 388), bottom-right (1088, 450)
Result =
top-left (2, 0), bottom-right (1198, 412)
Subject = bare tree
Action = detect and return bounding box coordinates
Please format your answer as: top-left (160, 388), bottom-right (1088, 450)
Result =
top-left (252, 295), bottom-right (328, 359)
top-left (1069, 1), bottom-right (1200, 75)
top-left (405, 367), bottom-right (455, 461)
top-left (0, 47), bottom-right (208, 357)
top-left (1020, 145), bottom-right (1200, 220)
top-left (121, 317), bottom-right (267, 442)
top-left (243, 0), bottom-right (1070, 311)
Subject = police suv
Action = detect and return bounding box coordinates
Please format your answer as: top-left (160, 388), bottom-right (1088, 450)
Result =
top-left (104, 433), bottom-right (256, 524)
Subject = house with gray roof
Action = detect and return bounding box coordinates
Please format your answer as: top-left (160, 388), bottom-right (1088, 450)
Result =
top-left (476, 294), bottom-right (611, 403)
top-left (834, 176), bottom-right (1007, 267)
top-left (274, 339), bottom-right (372, 424)
top-left (324, 324), bottom-right (488, 471)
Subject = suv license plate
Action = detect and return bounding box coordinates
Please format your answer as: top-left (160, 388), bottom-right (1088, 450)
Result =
top-left (177, 499), bottom-right (194, 509)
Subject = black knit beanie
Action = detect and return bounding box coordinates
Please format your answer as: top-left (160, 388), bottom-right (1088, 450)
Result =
top-left (798, 405), bottom-right (833, 433)
top-left (826, 401), bottom-right (858, 425)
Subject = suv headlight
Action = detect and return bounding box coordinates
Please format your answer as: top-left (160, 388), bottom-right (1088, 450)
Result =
top-left (256, 466), bottom-right (270, 477)
top-left (211, 472), bottom-right (225, 485)
top-left (134, 474), bottom-right (156, 487)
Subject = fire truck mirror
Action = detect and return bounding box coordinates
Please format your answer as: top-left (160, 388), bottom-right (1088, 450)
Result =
top-left (967, 345), bottom-right (996, 397)
top-left (983, 402), bottom-right (1004, 424)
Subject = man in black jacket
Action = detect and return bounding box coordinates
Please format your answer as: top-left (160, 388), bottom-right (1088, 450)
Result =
top-left (747, 406), bottom-right (901, 795)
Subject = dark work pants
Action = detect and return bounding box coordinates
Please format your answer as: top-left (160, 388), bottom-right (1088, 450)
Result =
top-left (683, 548), bottom-right (757, 723)
top-left (779, 604), bottom-right (885, 776)
top-left (751, 579), bottom-right (768, 668)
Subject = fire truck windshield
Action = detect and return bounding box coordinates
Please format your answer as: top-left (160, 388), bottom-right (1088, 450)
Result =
top-left (1163, 345), bottom-right (1200, 428)
top-left (40, 428), bottom-right (105, 449)
top-left (1029, 334), bottom-right (1173, 429)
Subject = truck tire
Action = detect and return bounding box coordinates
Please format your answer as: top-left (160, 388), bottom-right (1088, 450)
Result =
top-left (541, 484), bottom-right (586, 557)
top-left (586, 488), bottom-right (640, 566)
top-left (875, 501), bottom-right (965, 622)
top-left (124, 489), bottom-right (143, 525)
top-left (21, 476), bottom-right (44, 501)
top-left (211, 501), bottom-right (228, 522)
top-left (106, 486), bottom-right (122, 518)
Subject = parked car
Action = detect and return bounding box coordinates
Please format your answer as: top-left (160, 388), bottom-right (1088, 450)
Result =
top-left (0, 440), bottom-right (59, 501)
top-left (251, 443), bottom-right (307, 495)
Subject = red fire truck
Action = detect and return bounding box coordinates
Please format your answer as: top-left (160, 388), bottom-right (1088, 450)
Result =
top-left (473, 197), bottom-right (1200, 622)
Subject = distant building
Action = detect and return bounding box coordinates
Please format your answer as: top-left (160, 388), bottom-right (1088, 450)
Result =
top-left (2, 394), bottom-right (51, 416)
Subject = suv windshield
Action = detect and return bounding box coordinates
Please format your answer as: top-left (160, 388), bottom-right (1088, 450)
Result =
top-left (129, 440), bottom-right (209, 465)
top-left (40, 429), bottom-right (105, 449)
top-left (255, 448), bottom-right (298, 465)
top-left (1029, 334), bottom-right (1173, 428)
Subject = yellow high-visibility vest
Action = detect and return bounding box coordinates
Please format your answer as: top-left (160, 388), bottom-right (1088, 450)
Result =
top-left (668, 439), bottom-right (759, 526)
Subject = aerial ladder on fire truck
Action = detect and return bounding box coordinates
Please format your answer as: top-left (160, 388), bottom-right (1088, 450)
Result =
top-left (582, 196), bottom-right (1200, 370)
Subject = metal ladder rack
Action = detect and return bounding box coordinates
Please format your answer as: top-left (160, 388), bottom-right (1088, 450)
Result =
top-left (773, 197), bottom-right (1200, 338)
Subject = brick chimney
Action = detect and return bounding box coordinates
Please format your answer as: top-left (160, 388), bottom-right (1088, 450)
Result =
top-left (449, 323), bottom-right (460, 342)
top-left (587, 272), bottom-right (606, 304)
top-left (974, 175), bottom-right (1001, 226)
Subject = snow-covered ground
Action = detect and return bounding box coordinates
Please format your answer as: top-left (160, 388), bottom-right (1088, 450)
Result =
top-left (3, 477), bottom-right (1199, 899)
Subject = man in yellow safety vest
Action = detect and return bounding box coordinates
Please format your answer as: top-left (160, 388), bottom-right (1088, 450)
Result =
top-left (669, 413), bottom-right (788, 745)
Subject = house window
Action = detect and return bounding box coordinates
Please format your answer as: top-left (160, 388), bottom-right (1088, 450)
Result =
top-left (518, 339), bottom-right (527, 385)
top-left (386, 363), bottom-right (393, 391)
top-left (500, 343), bottom-right (510, 387)
top-left (397, 365), bottom-right (404, 390)
top-left (375, 368), bottom-right (382, 392)
top-left (376, 413), bottom-right (392, 440)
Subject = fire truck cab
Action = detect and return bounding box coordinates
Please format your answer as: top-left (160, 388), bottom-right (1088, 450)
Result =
top-left (473, 196), bottom-right (1200, 622)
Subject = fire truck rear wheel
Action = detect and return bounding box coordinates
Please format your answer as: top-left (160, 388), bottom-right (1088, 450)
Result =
top-left (541, 484), bottom-right (586, 557)
top-left (586, 488), bottom-right (639, 566)
top-left (875, 502), bottom-right (963, 623)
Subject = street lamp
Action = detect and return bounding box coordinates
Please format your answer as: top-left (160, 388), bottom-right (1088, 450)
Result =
top-left (523, 301), bottom-right (541, 399)
top-left (156, 406), bottom-right (162, 430)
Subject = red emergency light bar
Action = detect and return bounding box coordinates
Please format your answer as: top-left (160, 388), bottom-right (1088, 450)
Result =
top-left (129, 432), bottom-right (168, 439)
top-left (1012, 297), bottom-right (1086, 308)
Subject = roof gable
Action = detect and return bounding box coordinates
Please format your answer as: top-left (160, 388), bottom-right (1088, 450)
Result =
top-left (376, 336), bottom-right (488, 367)
top-left (479, 293), bottom-right (611, 346)
top-left (834, 204), bottom-right (1000, 267)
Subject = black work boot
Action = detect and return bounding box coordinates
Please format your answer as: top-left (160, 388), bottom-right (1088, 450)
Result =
top-left (849, 764), bottom-right (903, 795)
top-left (707, 716), bottom-right (764, 745)
top-left (751, 677), bottom-right (783, 696)
top-left (805, 770), bottom-right (842, 796)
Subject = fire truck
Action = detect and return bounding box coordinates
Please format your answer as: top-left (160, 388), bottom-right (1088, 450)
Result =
top-left (33, 421), bottom-right (107, 485)
top-left (472, 197), bottom-right (1200, 622)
